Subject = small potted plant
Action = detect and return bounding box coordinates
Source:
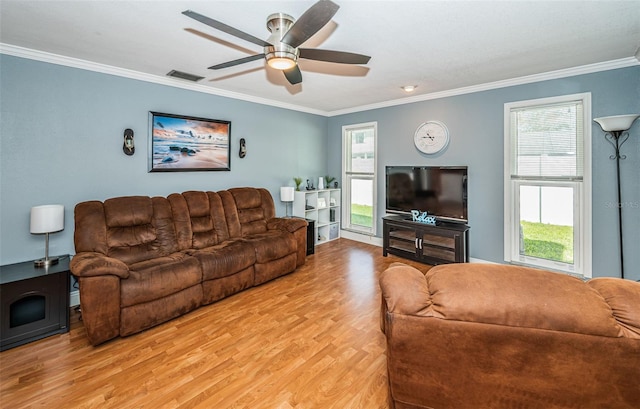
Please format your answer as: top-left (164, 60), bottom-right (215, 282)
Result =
top-left (293, 177), bottom-right (303, 191)
top-left (324, 176), bottom-right (335, 187)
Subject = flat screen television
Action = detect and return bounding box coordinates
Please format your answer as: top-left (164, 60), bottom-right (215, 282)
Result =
top-left (385, 166), bottom-right (468, 223)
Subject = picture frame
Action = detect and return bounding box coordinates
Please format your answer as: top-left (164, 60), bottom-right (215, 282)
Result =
top-left (317, 198), bottom-right (327, 209)
top-left (148, 111), bottom-right (231, 172)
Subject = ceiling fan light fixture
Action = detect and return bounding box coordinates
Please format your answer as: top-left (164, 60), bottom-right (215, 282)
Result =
top-left (267, 56), bottom-right (297, 70)
top-left (265, 46), bottom-right (298, 70)
top-left (265, 12), bottom-right (298, 70)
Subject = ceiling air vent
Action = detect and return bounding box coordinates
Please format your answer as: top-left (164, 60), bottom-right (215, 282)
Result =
top-left (166, 70), bottom-right (204, 82)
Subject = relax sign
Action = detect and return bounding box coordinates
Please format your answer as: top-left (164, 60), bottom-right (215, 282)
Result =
top-left (411, 210), bottom-right (437, 225)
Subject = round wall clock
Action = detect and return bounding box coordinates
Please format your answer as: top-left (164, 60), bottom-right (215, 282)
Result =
top-left (414, 121), bottom-right (450, 154)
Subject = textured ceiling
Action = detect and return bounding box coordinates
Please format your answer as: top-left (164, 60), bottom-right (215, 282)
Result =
top-left (1, 0), bottom-right (639, 114)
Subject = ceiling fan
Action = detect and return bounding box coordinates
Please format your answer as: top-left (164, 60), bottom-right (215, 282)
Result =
top-left (182, 0), bottom-right (371, 85)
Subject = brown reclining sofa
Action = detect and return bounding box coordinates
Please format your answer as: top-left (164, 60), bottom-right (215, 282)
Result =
top-left (380, 262), bottom-right (640, 409)
top-left (71, 187), bottom-right (307, 345)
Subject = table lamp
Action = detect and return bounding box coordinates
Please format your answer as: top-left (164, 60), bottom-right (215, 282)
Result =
top-left (30, 204), bottom-right (65, 267)
top-left (280, 187), bottom-right (295, 217)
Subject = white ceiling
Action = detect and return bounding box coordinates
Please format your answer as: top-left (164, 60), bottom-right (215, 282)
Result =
top-left (1, 1), bottom-right (639, 115)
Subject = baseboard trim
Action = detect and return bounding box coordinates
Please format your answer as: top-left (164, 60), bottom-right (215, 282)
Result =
top-left (340, 230), bottom-right (384, 247)
top-left (469, 257), bottom-right (496, 264)
top-left (70, 290), bottom-right (80, 307)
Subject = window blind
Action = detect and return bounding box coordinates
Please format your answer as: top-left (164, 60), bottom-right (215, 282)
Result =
top-left (510, 100), bottom-right (583, 179)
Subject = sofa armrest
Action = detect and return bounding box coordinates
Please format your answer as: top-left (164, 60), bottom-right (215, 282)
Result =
top-left (77, 275), bottom-right (121, 345)
top-left (380, 263), bottom-right (433, 317)
top-left (267, 217), bottom-right (308, 268)
top-left (70, 252), bottom-right (130, 279)
top-left (588, 278), bottom-right (640, 339)
top-left (267, 217), bottom-right (308, 233)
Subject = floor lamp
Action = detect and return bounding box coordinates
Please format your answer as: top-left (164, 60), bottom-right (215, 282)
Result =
top-left (593, 114), bottom-right (640, 280)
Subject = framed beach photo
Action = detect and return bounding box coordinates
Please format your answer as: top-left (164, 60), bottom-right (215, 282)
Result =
top-left (148, 112), bottom-right (231, 172)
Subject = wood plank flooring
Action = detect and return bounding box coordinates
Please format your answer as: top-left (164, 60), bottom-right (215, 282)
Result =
top-left (0, 238), bottom-right (431, 409)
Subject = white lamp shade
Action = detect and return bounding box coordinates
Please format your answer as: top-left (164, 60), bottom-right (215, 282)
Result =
top-left (30, 204), bottom-right (64, 234)
top-left (594, 114), bottom-right (640, 132)
top-left (280, 187), bottom-right (295, 202)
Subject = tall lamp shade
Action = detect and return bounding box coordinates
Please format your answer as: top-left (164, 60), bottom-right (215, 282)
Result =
top-left (30, 204), bottom-right (64, 267)
top-left (280, 187), bottom-right (295, 217)
top-left (593, 114), bottom-right (640, 132)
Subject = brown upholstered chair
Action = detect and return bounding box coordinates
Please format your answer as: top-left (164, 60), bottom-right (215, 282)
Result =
top-left (380, 262), bottom-right (640, 409)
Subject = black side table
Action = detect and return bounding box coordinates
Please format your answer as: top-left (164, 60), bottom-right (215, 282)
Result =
top-left (285, 217), bottom-right (315, 256)
top-left (0, 255), bottom-right (70, 351)
top-left (305, 219), bottom-right (315, 255)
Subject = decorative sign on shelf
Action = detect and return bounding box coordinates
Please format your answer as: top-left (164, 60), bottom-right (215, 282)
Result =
top-left (411, 210), bottom-right (437, 225)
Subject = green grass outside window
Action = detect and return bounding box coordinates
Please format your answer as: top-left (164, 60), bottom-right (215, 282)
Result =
top-left (521, 221), bottom-right (573, 264)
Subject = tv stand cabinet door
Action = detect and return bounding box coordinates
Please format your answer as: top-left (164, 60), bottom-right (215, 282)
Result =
top-left (383, 219), bottom-right (420, 261)
top-left (418, 226), bottom-right (468, 264)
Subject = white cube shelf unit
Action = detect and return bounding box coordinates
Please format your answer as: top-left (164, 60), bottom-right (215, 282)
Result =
top-left (293, 189), bottom-right (341, 245)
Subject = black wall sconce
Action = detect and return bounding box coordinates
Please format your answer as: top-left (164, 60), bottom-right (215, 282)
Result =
top-left (123, 128), bottom-right (134, 156)
top-left (239, 138), bottom-right (246, 158)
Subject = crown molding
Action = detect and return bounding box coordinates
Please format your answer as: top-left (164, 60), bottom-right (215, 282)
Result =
top-left (0, 43), bottom-right (327, 117)
top-left (328, 57), bottom-right (640, 117)
top-left (2, 43), bottom-right (637, 118)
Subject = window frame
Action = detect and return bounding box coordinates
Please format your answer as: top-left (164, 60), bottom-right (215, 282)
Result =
top-left (342, 122), bottom-right (377, 235)
top-left (503, 93), bottom-right (592, 277)
top-left (510, 179), bottom-right (582, 273)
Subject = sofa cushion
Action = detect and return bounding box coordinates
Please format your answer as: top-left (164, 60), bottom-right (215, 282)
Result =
top-left (243, 231), bottom-right (296, 263)
top-left (170, 191), bottom-right (232, 250)
top-left (103, 196), bottom-right (156, 264)
top-left (121, 285), bottom-right (203, 336)
top-left (423, 263), bottom-right (624, 337)
top-left (220, 188), bottom-right (276, 238)
top-left (121, 253), bottom-right (202, 307)
top-left (102, 196), bottom-right (179, 265)
top-left (191, 240), bottom-right (256, 281)
top-left (202, 267), bottom-right (254, 305)
top-left (254, 253), bottom-right (297, 285)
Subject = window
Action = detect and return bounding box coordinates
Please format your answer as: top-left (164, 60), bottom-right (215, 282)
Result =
top-left (342, 122), bottom-right (377, 235)
top-left (504, 93), bottom-right (591, 277)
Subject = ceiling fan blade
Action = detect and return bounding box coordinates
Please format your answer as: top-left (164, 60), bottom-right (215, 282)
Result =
top-left (281, 0), bottom-right (339, 48)
top-left (299, 49), bottom-right (371, 65)
top-left (208, 54), bottom-right (265, 70)
top-left (283, 65), bottom-right (303, 85)
top-left (182, 10), bottom-right (271, 48)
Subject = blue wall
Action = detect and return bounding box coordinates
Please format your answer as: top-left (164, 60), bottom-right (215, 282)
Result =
top-left (2, 54), bottom-right (638, 280)
top-left (0, 55), bottom-right (327, 264)
top-left (328, 66), bottom-right (640, 280)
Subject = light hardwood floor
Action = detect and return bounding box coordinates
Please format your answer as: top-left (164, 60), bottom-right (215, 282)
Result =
top-left (0, 238), bottom-right (430, 409)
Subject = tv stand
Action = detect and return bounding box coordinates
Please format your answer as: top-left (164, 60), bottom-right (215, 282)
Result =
top-left (383, 215), bottom-right (469, 265)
